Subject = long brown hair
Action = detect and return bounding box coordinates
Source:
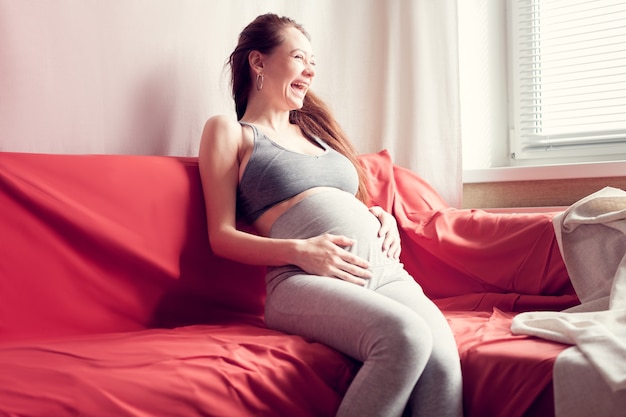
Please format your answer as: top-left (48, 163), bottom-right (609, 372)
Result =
top-left (228, 13), bottom-right (370, 205)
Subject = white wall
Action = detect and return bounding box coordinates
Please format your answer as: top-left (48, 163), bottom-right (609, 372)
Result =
top-left (0, 0), bottom-right (463, 206)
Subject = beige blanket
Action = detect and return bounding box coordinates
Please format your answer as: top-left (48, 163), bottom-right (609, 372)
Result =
top-left (511, 187), bottom-right (626, 417)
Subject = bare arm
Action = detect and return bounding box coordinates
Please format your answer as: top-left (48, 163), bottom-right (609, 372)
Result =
top-left (198, 116), bottom-right (372, 285)
top-left (198, 115), bottom-right (294, 266)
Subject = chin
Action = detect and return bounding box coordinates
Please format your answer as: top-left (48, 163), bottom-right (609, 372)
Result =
top-left (288, 102), bottom-right (305, 111)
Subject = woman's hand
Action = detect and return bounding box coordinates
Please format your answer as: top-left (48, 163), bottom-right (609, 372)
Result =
top-left (369, 206), bottom-right (401, 259)
top-left (294, 234), bottom-right (372, 286)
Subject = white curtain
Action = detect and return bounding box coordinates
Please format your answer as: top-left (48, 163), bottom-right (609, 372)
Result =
top-left (0, 0), bottom-right (461, 207)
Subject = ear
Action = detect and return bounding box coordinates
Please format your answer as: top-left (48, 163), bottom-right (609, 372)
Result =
top-left (248, 51), bottom-right (265, 72)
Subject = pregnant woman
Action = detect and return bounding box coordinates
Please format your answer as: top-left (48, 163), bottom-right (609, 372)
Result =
top-left (198, 13), bottom-right (462, 417)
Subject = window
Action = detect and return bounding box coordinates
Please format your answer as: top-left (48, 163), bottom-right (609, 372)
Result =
top-left (509, 0), bottom-right (626, 162)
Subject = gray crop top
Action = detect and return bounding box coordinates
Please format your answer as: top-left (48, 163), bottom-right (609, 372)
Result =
top-left (237, 122), bottom-right (359, 224)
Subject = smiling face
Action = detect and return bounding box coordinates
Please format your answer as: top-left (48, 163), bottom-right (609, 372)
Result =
top-left (256, 26), bottom-right (316, 111)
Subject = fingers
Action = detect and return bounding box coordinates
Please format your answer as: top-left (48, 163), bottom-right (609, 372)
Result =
top-left (377, 221), bottom-right (390, 238)
top-left (380, 227), bottom-right (401, 259)
top-left (300, 234), bottom-right (372, 285)
top-left (336, 253), bottom-right (372, 280)
top-left (336, 274), bottom-right (368, 287)
top-left (324, 235), bottom-right (372, 280)
top-left (368, 206), bottom-right (384, 233)
top-left (369, 207), bottom-right (402, 260)
top-left (383, 235), bottom-right (402, 259)
top-left (325, 233), bottom-right (357, 249)
top-left (331, 269), bottom-right (371, 287)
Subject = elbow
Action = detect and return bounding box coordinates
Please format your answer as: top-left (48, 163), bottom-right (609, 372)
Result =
top-left (208, 234), bottom-right (224, 257)
top-left (207, 233), bottom-right (233, 260)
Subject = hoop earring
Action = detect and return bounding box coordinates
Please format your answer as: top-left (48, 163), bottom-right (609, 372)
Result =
top-left (256, 73), bottom-right (264, 91)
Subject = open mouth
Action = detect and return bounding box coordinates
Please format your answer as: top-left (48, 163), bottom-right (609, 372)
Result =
top-left (291, 82), bottom-right (308, 97)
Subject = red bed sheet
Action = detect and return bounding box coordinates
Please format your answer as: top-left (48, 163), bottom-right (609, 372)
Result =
top-left (0, 150), bottom-right (579, 417)
top-left (0, 324), bottom-right (357, 417)
top-left (359, 150), bottom-right (578, 417)
top-left (443, 308), bottom-right (568, 417)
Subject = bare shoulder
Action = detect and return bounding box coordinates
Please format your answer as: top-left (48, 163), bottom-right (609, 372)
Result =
top-left (202, 115), bottom-right (242, 140)
top-left (200, 115), bottom-right (245, 153)
top-left (204, 114), bottom-right (239, 129)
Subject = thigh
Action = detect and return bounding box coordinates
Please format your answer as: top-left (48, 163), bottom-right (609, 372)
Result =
top-left (376, 277), bottom-right (447, 328)
top-left (264, 273), bottom-right (424, 362)
top-left (373, 269), bottom-right (459, 359)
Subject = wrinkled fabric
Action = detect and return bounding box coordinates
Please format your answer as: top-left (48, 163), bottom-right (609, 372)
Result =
top-left (0, 152), bottom-right (353, 417)
top-left (1, 150), bottom-right (578, 417)
top-left (359, 150), bottom-right (577, 310)
top-left (444, 309), bottom-right (567, 417)
top-left (360, 150), bottom-right (577, 417)
top-left (0, 325), bottom-right (357, 417)
top-left (512, 187), bottom-right (626, 417)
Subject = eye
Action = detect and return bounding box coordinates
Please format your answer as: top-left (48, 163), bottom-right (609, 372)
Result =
top-left (293, 52), bottom-right (315, 67)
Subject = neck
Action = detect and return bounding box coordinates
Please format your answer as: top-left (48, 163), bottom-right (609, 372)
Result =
top-left (241, 103), bottom-right (293, 134)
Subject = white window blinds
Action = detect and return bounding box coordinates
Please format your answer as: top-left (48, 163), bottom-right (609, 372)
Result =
top-left (511, 0), bottom-right (626, 159)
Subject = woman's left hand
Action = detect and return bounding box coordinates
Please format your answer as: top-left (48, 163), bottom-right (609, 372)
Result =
top-left (369, 206), bottom-right (401, 259)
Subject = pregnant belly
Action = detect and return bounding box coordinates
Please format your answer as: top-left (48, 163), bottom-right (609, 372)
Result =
top-left (269, 188), bottom-right (388, 264)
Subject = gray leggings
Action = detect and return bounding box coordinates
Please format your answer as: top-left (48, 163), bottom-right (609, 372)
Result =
top-left (264, 190), bottom-right (462, 417)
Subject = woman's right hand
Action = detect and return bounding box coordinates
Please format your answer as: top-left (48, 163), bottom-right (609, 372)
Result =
top-left (294, 234), bottom-right (372, 286)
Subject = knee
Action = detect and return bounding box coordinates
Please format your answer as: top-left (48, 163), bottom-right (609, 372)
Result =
top-left (372, 311), bottom-right (434, 366)
top-left (429, 328), bottom-right (461, 369)
top-left (426, 339), bottom-right (462, 380)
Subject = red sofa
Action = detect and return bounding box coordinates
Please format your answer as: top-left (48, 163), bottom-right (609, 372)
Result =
top-left (0, 150), bottom-right (578, 417)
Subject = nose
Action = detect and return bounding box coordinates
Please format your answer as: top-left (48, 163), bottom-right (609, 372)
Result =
top-left (304, 62), bottom-right (315, 78)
